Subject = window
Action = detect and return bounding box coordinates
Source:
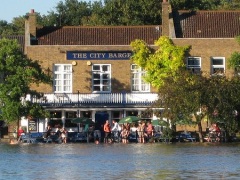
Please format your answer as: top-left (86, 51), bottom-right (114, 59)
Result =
top-left (53, 64), bottom-right (72, 93)
top-left (92, 64), bottom-right (111, 92)
top-left (187, 57), bottom-right (201, 74)
top-left (211, 57), bottom-right (225, 75)
top-left (112, 111), bottom-right (122, 122)
top-left (131, 64), bottom-right (150, 92)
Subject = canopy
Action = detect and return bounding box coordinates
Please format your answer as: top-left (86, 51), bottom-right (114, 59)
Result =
top-left (151, 119), bottom-right (169, 126)
top-left (119, 116), bottom-right (140, 124)
top-left (71, 117), bottom-right (94, 124)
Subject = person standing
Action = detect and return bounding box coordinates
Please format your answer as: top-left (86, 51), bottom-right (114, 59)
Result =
top-left (121, 125), bottom-right (129, 144)
top-left (61, 128), bottom-right (68, 143)
top-left (103, 120), bottom-right (111, 143)
top-left (45, 125), bottom-right (52, 139)
top-left (146, 121), bottom-right (154, 142)
top-left (111, 120), bottom-right (121, 142)
top-left (137, 122), bottom-right (145, 143)
top-left (17, 126), bottom-right (25, 142)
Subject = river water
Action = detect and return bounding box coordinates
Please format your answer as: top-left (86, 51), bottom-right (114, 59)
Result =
top-left (0, 142), bottom-right (239, 180)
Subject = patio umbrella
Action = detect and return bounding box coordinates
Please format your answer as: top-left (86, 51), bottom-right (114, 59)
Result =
top-left (71, 117), bottom-right (94, 124)
top-left (151, 119), bottom-right (168, 126)
top-left (119, 116), bottom-right (140, 124)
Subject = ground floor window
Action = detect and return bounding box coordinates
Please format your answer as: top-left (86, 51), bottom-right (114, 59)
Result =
top-left (126, 111), bottom-right (138, 117)
top-left (112, 111), bottom-right (122, 122)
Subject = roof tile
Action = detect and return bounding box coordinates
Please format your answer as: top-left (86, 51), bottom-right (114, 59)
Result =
top-left (173, 11), bottom-right (240, 38)
top-left (37, 26), bottom-right (162, 45)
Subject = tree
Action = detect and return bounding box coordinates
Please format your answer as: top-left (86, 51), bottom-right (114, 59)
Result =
top-left (130, 36), bottom-right (190, 89)
top-left (0, 38), bottom-right (51, 123)
top-left (131, 36), bottom-right (240, 142)
top-left (0, 20), bottom-right (16, 36)
top-left (204, 75), bottom-right (240, 139)
top-left (228, 36), bottom-right (240, 74)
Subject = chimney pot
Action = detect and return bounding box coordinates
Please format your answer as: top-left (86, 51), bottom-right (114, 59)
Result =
top-left (30, 9), bottom-right (35, 14)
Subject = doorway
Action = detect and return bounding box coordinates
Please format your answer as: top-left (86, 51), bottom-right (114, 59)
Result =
top-left (95, 111), bottom-right (109, 130)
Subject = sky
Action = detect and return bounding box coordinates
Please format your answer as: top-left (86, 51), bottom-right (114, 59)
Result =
top-left (0, 0), bottom-right (95, 23)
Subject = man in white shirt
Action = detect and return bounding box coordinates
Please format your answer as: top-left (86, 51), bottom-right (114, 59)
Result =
top-left (111, 120), bottom-right (121, 142)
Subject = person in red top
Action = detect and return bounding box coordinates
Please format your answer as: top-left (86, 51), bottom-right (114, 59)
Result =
top-left (104, 120), bottom-right (111, 143)
top-left (17, 126), bottom-right (25, 142)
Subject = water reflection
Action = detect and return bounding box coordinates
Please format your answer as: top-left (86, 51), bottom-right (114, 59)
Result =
top-left (0, 143), bottom-right (240, 180)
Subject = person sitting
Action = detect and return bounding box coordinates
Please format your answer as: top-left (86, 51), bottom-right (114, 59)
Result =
top-left (95, 135), bottom-right (100, 144)
top-left (9, 138), bottom-right (18, 144)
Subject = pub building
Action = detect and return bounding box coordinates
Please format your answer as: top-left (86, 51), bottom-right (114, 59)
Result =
top-left (3, 0), bottom-right (240, 135)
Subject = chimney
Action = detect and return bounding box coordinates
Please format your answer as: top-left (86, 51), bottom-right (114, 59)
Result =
top-left (162, 0), bottom-right (170, 37)
top-left (25, 9), bottom-right (37, 47)
top-left (28, 9), bottom-right (36, 37)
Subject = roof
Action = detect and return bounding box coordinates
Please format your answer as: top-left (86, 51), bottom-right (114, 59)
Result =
top-left (0, 35), bottom-right (25, 52)
top-left (36, 26), bottom-right (162, 45)
top-left (173, 10), bottom-right (240, 38)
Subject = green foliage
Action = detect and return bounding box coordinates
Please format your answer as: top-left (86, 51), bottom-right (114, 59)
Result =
top-left (130, 36), bottom-right (190, 89)
top-left (0, 38), bottom-right (51, 123)
top-left (228, 52), bottom-right (240, 72)
top-left (201, 76), bottom-right (240, 135)
top-left (228, 36), bottom-right (240, 73)
top-left (157, 70), bottom-right (240, 137)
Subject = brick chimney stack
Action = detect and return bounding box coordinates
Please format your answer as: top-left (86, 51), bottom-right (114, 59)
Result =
top-left (162, 0), bottom-right (170, 37)
top-left (28, 9), bottom-right (36, 37)
top-left (25, 9), bottom-right (37, 47)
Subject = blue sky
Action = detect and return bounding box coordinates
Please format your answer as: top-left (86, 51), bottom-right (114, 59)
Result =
top-left (0, 0), bottom-right (95, 23)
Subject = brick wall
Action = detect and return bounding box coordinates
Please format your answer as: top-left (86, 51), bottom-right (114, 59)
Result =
top-left (26, 38), bottom-right (239, 93)
top-left (26, 45), bottom-right (139, 93)
top-left (173, 38), bottom-right (238, 77)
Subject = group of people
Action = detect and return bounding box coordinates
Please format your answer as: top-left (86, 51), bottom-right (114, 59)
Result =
top-left (9, 126), bottom-right (25, 144)
top-left (47, 125), bottom-right (68, 143)
top-left (10, 120), bottom-right (156, 144)
top-left (205, 123), bottom-right (221, 142)
top-left (102, 119), bottom-right (154, 144)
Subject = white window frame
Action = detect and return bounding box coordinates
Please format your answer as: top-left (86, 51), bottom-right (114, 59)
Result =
top-left (53, 64), bottom-right (72, 93)
top-left (131, 64), bottom-right (150, 92)
top-left (187, 57), bottom-right (201, 74)
top-left (92, 64), bottom-right (111, 93)
top-left (211, 57), bottom-right (225, 76)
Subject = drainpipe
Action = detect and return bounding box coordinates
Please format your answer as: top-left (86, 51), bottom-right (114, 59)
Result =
top-left (122, 91), bottom-right (126, 107)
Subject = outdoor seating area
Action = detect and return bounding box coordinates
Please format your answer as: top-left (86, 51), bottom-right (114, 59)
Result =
top-left (176, 132), bottom-right (196, 142)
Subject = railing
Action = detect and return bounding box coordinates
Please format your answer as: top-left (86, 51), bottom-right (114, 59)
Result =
top-left (25, 92), bottom-right (158, 107)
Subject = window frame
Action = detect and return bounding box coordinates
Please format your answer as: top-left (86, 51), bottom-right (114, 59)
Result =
top-left (187, 57), bottom-right (201, 74)
top-left (53, 64), bottom-right (73, 93)
top-left (131, 64), bottom-right (150, 92)
top-left (92, 64), bottom-right (111, 93)
top-left (211, 57), bottom-right (225, 76)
